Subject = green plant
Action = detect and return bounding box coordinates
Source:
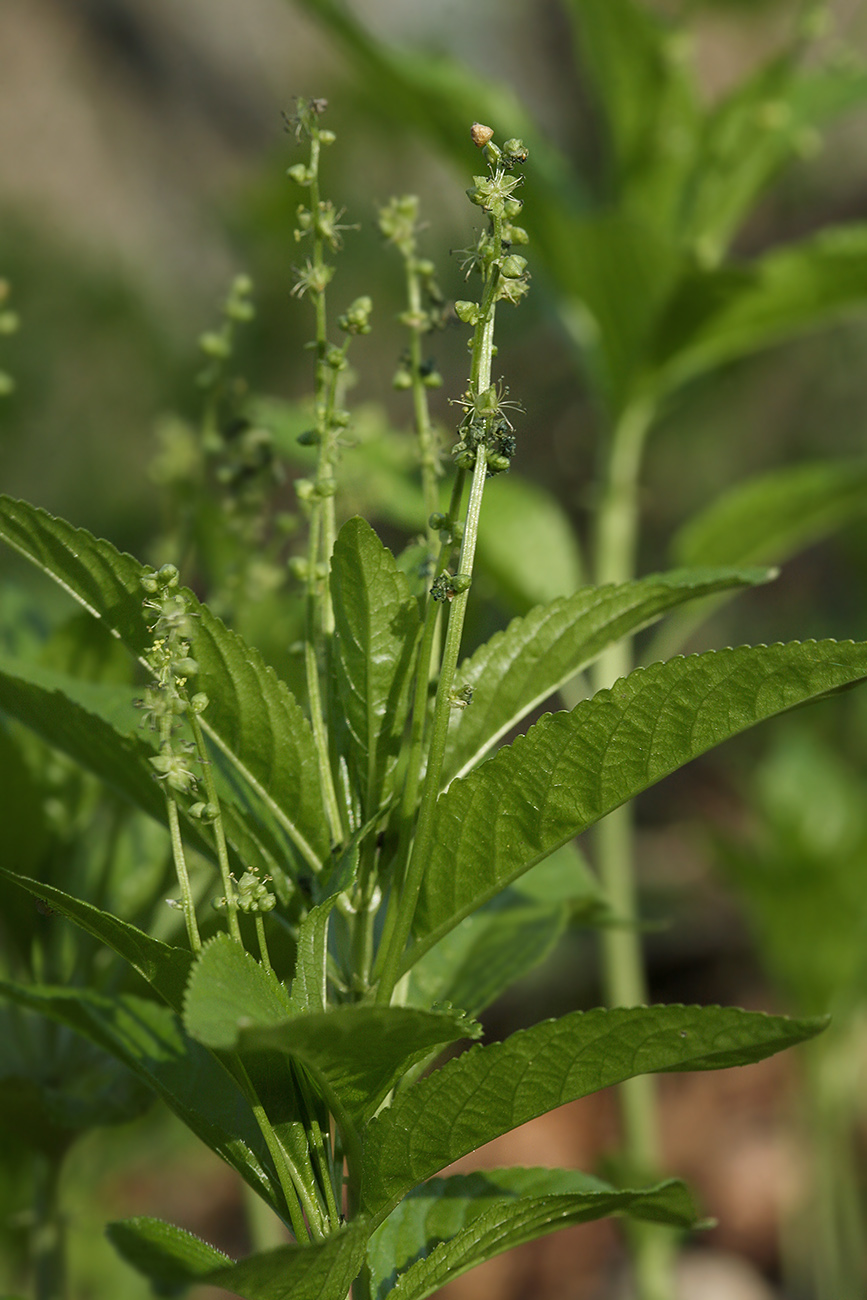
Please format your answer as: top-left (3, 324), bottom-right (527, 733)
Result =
top-left (2, 7), bottom-right (867, 1296)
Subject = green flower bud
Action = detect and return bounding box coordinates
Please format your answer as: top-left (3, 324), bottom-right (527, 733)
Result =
top-left (198, 330), bottom-right (230, 359)
top-left (429, 512), bottom-right (448, 531)
top-left (318, 129), bottom-right (337, 146)
top-left (287, 163), bottom-right (314, 185)
top-left (190, 692), bottom-right (209, 713)
top-left (295, 478), bottom-right (315, 502)
top-left (317, 477), bottom-right (338, 498)
top-left (296, 428), bottom-right (320, 446)
top-left (288, 556), bottom-right (309, 580)
top-left (392, 367), bottom-right (413, 390)
top-left (422, 369), bottom-right (443, 389)
top-left (500, 254), bottom-right (528, 278)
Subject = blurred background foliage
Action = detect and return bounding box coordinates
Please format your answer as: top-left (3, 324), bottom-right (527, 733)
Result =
top-left (2, 1), bottom-right (867, 1297)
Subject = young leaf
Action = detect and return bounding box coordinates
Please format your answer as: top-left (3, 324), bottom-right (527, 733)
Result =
top-left (108, 1216), bottom-right (370, 1300)
top-left (288, 896), bottom-right (340, 1016)
top-left (361, 1003), bottom-right (824, 1219)
top-left (0, 496), bottom-right (331, 874)
top-left (367, 1169), bottom-right (697, 1300)
top-left (671, 460), bottom-right (867, 568)
top-left (0, 869), bottom-right (193, 1012)
top-left (330, 517), bottom-right (420, 817)
top-left (416, 639), bottom-right (867, 952)
top-left (442, 565), bottom-right (774, 784)
top-left (183, 933), bottom-right (293, 1052)
top-left (0, 981), bottom-right (288, 1215)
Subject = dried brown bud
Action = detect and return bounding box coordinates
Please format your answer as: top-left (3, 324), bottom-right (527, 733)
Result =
top-left (470, 122), bottom-right (494, 148)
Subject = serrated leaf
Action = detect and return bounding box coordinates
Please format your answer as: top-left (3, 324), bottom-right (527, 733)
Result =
top-left (235, 1005), bottom-right (480, 1132)
top-left (0, 497), bottom-right (330, 874)
top-left (368, 1168), bottom-right (697, 1300)
top-left (671, 460), bottom-right (867, 568)
top-left (0, 981), bottom-right (287, 1215)
top-left (184, 933), bottom-right (293, 1052)
top-left (288, 897), bottom-right (339, 1016)
top-left (108, 1216), bottom-right (370, 1300)
top-left (106, 1216), bottom-right (232, 1290)
top-left (442, 566), bottom-right (774, 784)
top-left (361, 1003), bottom-right (824, 1218)
top-left (0, 870), bottom-right (193, 1011)
top-left (331, 518), bottom-right (420, 817)
top-left (415, 639), bottom-right (867, 952)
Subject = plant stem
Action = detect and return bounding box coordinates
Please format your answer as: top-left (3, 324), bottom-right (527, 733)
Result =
top-left (591, 398), bottom-right (675, 1300)
top-left (165, 792), bottom-right (201, 951)
top-left (186, 704), bottom-right (242, 943)
top-left (31, 1152), bottom-right (66, 1300)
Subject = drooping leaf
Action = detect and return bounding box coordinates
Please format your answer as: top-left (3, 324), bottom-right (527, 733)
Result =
top-left (330, 518), bottom-right (420, 817)
top-left (0, 980), bottom-right (287, 1216)
top-left (442, 565), bottom-right (774, 784)
top-left (361, 1003), bottom-right (824, 1218)
top-left (415, 639), bottom-right (867, 953)
top-left (183, 935), bottom-right (480, 1128)
top-left (671, 460), bottom-right (867, 568)
top-left (367, 1168), bottom-right (698, 1300)
top-left (650, 225), bottom-right (867, 395)
top-left (0, 870), bottom-right (193, 1011)
top-left (0, 497), bottom-right (330, 874)
top-left (109, 1215), bottom-right (370, 1300)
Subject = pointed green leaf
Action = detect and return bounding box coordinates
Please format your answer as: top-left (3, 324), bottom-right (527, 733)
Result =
top-left (361, 1003), bottom-right (824, 1218)
top-left (416, 639), bottom-right (867, 952)
top-left (651, 225), bottom-right (867, 394)
top-left (368, 1169), bottom-right (697, 1300)
top-left (288, 897), bottom-right (339, 1016)
top-left (0, 497), bottom-right (330, 873)
top-left (0, 981), bottom-right (286, 1214)
top-left (105, 1216), bottom-right (232, 1290)
top-left (443, 566), bottom-right (774, 784)
top-left (0, 870), bottom-right (193, 1011)
top-left (238, 1006), bottom-right (480, 1132)
top-left (108, 1216), bottom-right (370, 1300)
top-left (331, 518), bottom-right (420, 816)
top-left (671, 460), bottom-right (867, 568)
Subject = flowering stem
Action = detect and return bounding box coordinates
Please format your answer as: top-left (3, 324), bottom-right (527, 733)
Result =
top-left (185, 703), bottom-right (241, 944)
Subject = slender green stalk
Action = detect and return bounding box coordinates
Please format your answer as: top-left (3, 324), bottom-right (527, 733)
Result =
top-left (164, 794), bottom-right (201, 951)
top-left (31, 1152), bottom-right (66, 1300)
top-left (590, 398), bottom-right (675, 1300)
top-left (185, 704), bottom-right (241, 943)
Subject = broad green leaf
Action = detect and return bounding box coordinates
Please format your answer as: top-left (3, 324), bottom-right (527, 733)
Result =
top-left (417, 639), bottom-right (867, 953)
top-left (474, 475), bottom-right (583, 614)
top-left (671, 460), bottom-right (867, 568)
top-left (331, 518), bottom-right (420, 817)
top-left (235, 1006), bottom-right (480, 1132)
top-left (361, 1003), bottom-right (824, 1218)
top-left (0, 870), bottom-right (193, 1012)
top-left (0, 981), bottom-right (288, 1216)
top-left (650, 225), bottom-right (867, 394)
top-left (442, 565), bottom-right (774, 784)
top-left (368, 1169), bottom-right (697, 1300)
top-left (184, 933), bottom-right (293, 1052)
top-left (109, 1215), bottom-right (370, 1300)
top-left (0, 497), bottom-right (330, 874)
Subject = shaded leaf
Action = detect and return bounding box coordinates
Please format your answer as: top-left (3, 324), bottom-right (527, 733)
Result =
top-left (361, 1003), bottom-right (824, 1218)
top-left (331, 518), bottom-right (420, 817)
top-left (443, 565), bottom-right (774, 784)
top-left (416, 639), bottom-right (867, 952)
top-left (0, 497), bottom-right (330, 874)
top-left (0, 980), bottom-right (287, 1215)
top-left (109, 1215), bottom-right (370, 1300)
top-left (368, 1169), bottom-right (697, 1300)
top-left (473, 476), bottom-right (583, 614)
top-left (0, 869), bottom-right (193, 1012)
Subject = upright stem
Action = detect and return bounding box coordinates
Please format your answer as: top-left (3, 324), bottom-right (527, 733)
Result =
top-left (591, 398), bottom-right (675, 1300)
